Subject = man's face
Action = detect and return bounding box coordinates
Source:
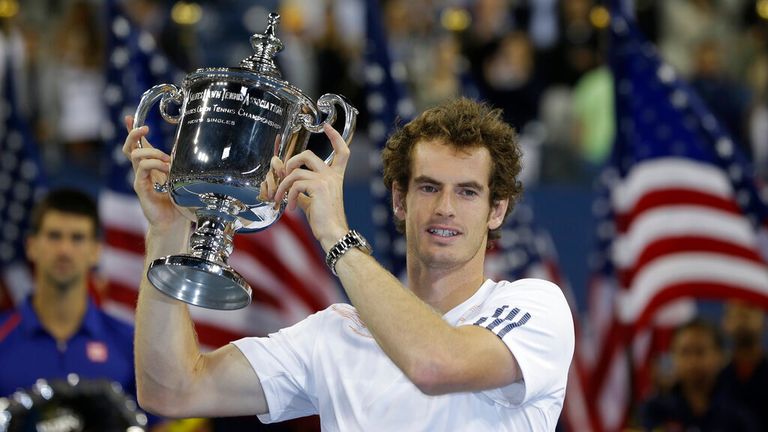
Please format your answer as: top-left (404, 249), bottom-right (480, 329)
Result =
top-left (672, 328), bottom-right (722, 390)
top-left (392, 140), bottom-right (507, 269)
top-left (26, 211), bottom-right (100, 292)
top-left (723, 301), bottom-right (765, 349)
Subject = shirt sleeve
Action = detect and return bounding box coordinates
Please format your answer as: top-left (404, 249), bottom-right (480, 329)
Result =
top-left (461, 279), bottom-right (575, 407)
top-left (231, 308), bottom-right (327, 423)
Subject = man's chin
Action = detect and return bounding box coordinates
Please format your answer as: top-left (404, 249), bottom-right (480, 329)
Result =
top-left (46, 274), bottom-right (81, 293)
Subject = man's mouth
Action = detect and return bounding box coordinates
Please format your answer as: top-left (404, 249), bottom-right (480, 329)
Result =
top-left (427, 228), bottom-right (460, 237)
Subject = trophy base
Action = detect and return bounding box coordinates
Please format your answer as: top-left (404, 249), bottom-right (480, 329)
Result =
top-left (147, 255), bottom-right (252, 310)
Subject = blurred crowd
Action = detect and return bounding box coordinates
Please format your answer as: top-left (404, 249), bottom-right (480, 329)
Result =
top-left (1, 0), bottom-right (768, 430)
top-left (638, 301), bottom-right (768, 431)
top-left (3, 0), bottom-right (767, 190)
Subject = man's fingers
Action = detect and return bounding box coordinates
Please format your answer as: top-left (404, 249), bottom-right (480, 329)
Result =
top-left (124, 115), bottom-right (134, 132)
top-left (123, 126), bottom-right (152, 155)
top-left (130, 148), bottom-right (170, 169)
top-left (274, 168), bottom-right (315, 205)
top-left (323, 123), bottom-right (350, 172)
top-left (261, 164), bottom-right (278, 201)
top-left (285, 179), bottom-right (312, 211)
top-left (284, 150), bottom-right (325, 174)
top-left (269, 156), bottom-right (285, 178)
top-left (135, 158), bottom-right (170, 187)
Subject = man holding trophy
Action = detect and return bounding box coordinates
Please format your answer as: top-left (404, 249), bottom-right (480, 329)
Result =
top-left (122, 14), bottom-right (573, 431)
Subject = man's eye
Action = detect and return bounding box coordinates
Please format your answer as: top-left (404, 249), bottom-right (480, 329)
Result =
top-left (421, 185), bottom-right (437, 193)
top-left (460, 189), bottom-right (478, 197)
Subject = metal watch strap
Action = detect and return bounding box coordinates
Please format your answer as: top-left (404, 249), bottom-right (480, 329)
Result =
top-left (325, 230), bottom-right (370, 276)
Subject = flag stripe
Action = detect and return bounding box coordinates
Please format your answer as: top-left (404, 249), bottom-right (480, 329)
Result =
top-left (615, 188), bottom-right (741, 232)
top-left (235, 236), bottom-right (327, 311)
top-left (104, 227), bottom-right (146, 255)
top-left (611, 158), bottom-right (732, 212)
top-left (613, 206), bottom-right (757, 267)
top-left (619, 253), bottom-right (768, 323)
top-left (618, 236), bottom-right (765, 286)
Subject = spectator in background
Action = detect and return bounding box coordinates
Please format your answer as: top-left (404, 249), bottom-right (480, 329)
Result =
top-left (481, 31), bottom-right (544, 131)
top-left (49, 0), bottom-right (106, 170)
top-left (412, 34), bottom-right (463, 112)
top-left (0, 189), bottom-right (163, 430)
top-left (570, 62), bottom-right (614, 167)
top-left (659, 0), bottom-right (719, 77)
top-left (539, 0), bottom-right (600, 87)
top-left (640, 318), bottom-right (759, 431)
top-left (719, 300), bottom-right (768, 431)
top-left (460, 0), bottom-right (513, 91)
top-left (689, 37), bottom-right (754, 157)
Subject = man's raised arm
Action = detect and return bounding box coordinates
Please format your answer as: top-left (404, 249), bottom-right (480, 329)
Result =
top-left (124, 119), bottom-right (268, 418)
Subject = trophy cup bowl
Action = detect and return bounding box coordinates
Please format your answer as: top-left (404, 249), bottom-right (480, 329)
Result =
top-left (132, 13), bottom-right (357, 310)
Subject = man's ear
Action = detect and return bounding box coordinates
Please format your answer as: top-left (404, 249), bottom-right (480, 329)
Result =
top-left (488, 199), bottom-right (509, 231)
top-left (89, 242), bottom-right (102, 268)
top-left (25, 235), bottom-right (38, 262)
top-left (392, 182), bottom-right (406, 220)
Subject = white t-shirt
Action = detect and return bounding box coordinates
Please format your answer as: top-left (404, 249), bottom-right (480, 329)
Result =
top-left (232, 278), bottom-right (574, 431)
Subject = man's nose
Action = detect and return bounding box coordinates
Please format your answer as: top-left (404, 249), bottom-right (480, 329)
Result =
top-left (434, 190), bottom-right (455, 217)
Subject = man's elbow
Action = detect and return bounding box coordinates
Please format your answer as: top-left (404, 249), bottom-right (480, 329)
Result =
top-left (137, 387), bottom-right (180, 418)
top-left (406, 358), bottom-right (459, 396)
top-left (136, 378), bottom-right (196, 418)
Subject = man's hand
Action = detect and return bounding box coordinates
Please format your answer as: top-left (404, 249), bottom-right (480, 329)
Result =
top-left (121, 116), bottom-right (185, 232)
top-left (261, 123), bottom-right (351, 250)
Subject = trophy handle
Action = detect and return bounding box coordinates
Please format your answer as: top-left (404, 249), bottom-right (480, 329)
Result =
top-left (298, 94), bottom-right (359, 164)
top-left (132, 83), bottom-right (183, 193)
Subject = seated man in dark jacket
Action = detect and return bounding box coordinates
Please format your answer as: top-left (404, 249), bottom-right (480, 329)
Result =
top-left (641, 318), bottom-right (758, 432)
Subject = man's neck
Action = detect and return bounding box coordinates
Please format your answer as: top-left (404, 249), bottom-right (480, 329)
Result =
top-left (732, 344), bottom-right (765, 368)
top-left (681, 381), bottom-right (714, 417)
top-left (407, 259), bottom-right (486, 314)
top-left (33, 283), bottom-right (88, 343)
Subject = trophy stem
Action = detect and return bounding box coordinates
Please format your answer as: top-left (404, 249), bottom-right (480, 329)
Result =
top-left (189, 193), bottom-right (246, 264)
top-left (146, 193), bottom-right (253, 310)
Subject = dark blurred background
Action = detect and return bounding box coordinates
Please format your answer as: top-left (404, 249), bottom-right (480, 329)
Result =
top-left (1, 0), bottom-right (767, 431)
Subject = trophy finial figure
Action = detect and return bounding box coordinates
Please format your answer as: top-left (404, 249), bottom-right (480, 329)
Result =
top-left (266, 13), bottom-right (279, 36)
top-left (241, 13), bottom-right (284, 76)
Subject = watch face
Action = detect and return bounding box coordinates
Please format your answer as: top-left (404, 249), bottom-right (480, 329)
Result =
top-left (352, 231), bottom-right (373, 255)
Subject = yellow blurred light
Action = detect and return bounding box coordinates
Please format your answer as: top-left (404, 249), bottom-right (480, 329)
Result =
top-left (171, 1), bottom-right (202, 25)
top-left (279, 4), bottom-right (304, 33)
top-left (0, 0), bottom-right (19, 18)
top-left (758, 0), bottom-right (768, 20)
top-left (440, 8), bottom-right (471, 32)
top-left (590, 5), bottom-right (611, 29)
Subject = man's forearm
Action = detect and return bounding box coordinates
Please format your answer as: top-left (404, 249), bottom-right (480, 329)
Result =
top-left (332, 250), bottom-right (466, 389)
top-left (134, 223), bottom-right (202, 415)
top-left (332, 249), bottom-right (519, 395)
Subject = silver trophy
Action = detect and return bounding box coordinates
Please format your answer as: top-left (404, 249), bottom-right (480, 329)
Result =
top-left (133, 13), bottom-right (357, 310)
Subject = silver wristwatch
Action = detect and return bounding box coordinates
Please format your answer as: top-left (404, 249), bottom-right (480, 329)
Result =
top-left (325, 230), bottom-right (373, 275)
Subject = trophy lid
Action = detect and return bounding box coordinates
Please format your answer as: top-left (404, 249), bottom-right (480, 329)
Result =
top-left (240, 13), bottom-right (284, 78)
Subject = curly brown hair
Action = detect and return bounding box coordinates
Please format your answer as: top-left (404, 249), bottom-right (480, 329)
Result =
top-left (381, 98), bottom-right (523, 241)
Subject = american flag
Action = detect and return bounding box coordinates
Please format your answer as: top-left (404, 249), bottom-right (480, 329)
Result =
top-left (585, 4), bottom-right (768, 430)
top-left (99, 0), bottom-right (341, 347)
top-left (0, 44), bottom-right (47, 311)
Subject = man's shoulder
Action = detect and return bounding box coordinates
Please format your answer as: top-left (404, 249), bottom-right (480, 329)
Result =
top-left (0, 310), bottom-right (22, 344)
top-left (481, 278), bottom-right (575, 332)
top-left (493, 278), bottom-right (562, 292)
top-left (311, 303), bottom-right (372, 338)
top-left (489, 278), bottom-right (568, 305)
